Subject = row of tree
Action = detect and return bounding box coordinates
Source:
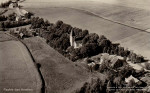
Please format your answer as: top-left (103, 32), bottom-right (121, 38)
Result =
top-left (0, 19), bottom-right (31, 28)
top-left (0, 0), bottom-right (11, 8)
top-left (0, 15), bottom-right (7, 21)
top-left (29, 17), bottom-right (145, 63)
top-left (0, 12), bottom-right (34, 31)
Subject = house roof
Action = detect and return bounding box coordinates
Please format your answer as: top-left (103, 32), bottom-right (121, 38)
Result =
top-left (75, 40), bottom-right (82, 44)
top-left (101, 53), bottom-right (109, 60)
top-left (111, 57), bottom-right (120, 67)
top-left (11, 0), bottom-right (17, 3)
top-left (125, 75), bottom-right (139, 83)
top-left (70, 29), bottom-right (75, 36)
top-left (19, 33), bottom-right (24, 37)
top-left (109, 55), bottom-right (116, 60)
top-left (15, 8), bottom-right (28, 17)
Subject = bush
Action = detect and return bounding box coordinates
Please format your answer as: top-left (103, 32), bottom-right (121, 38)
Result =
top-left (145, 63), bottom-right (150, 70)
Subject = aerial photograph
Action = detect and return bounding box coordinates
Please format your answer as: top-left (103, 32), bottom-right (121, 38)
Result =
top-left (0, 0), bottom-right (150, 93)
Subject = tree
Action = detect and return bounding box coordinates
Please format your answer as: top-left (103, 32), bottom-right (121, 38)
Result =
top-left (145, 63), bottom-right (150, 70)
top-left (127, 79), bottom-right (136, 87)
top-left (98, 39), bottom-right (111, 47)
top-left (93, 64), bottom-right (99, 71)
top-left (0, 0), bottom-right (11, 8)
top-left (98, 35), bottom-right (107, 42)
top-left (82, 35), bottom-right (89, 44)
top-left (55, 20), bottom-right (63, 29)
top-left (0, 15), bottom-right (7, 21)
top-left (99, 62), bottom-right (109, 73)
top-left (113, 76), bottom-right (122, 87)
top-left (82, 30), bottom-right (89, 36)
top-left (66, 46), bottom-right (74, 53)
top-left (88, 33), bottom-right (99, 43)
top-left (107, 80), bottom-right (112, 93)
top-left (24, 12), bottom-right (34, 19)
top-left (8, 12), bottom-right (16, 21)
top-left (77, 82), bottom-right (89, 93)
top-left (80, 46), bottom-right (88, 58)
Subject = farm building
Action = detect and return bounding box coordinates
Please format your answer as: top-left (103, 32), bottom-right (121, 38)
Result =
top-left (110, 56), bottom-right (126, 69)
top-left (9, 0), bottom-right (18, 8)
top-left (100, 53), bottom-right (126, 68)
top-left (15, 7), bottom-right (28, 21)
top-left (125, 75), bottom-right (139, 83)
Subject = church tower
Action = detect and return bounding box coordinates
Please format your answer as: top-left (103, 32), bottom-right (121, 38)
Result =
top-left (70, 29), bottom-right (75, 47)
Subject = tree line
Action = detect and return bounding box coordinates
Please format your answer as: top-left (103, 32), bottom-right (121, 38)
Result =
top-left (0, 12), bottom-right (33, 31)
top-left (0, 0), bottom-right (11, 8)
top-left (29, 17), bottom-right (144, 63)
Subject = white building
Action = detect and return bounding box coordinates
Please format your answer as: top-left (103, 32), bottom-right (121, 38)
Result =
top-left (125, 75), bottom-right (139, 83)
top-left (70, 29), bottom-right (82, 48)
top-left (15, 7), bottom-right (28, 21)
top-left (9, 0), bottom-right (18, 8)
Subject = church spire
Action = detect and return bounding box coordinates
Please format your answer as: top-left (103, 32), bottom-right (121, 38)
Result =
top-left (70, 28), bottom-right (75, 47)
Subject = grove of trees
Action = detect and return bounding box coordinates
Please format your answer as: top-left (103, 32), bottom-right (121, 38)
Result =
top-left (0, 0), bottom-right (11, 8)
top-left (28, 16), bottom-right (145, 63)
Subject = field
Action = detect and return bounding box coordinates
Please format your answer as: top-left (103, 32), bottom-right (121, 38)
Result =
top-left (23, 36), bottom-right (105, 93)
top-left (0, 32), bottom-right (14, 42)
top-left (0, 33), bottom-right (42, 93)
top-left (19, 0), bottom-right (150, 60)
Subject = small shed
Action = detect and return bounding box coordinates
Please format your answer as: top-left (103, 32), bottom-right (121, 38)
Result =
top-left (19, 32), bottom-right (24, 39)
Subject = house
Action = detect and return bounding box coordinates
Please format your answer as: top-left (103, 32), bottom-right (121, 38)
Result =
top-left (125, 75), bottom-right (139, 83)
top-left (70, 29), bottom-right (82, 48)
top-left (9, 0), bottom-right (18, 8)
top-left (88, 62), bottom-right (96, 72)
top-left (14, 30), bottom-right (19, 34)
top-left (100, 53), bottom-right (126, 68)
top-left (110, 56), bottom-right (126, 68)
top-left (15, 7), bottom-right (28, 21)
top-left (19, 32), bottom-right (24, 39)
top-left (100, 53), bottom-right (109, 64)
top-left (28, 29), bottom-right (37, 37)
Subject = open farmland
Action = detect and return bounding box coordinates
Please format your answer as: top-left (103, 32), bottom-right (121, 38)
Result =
top-left (0, 32), bottom-right (14, 42)
top-left (115, 32), bottom-right (150, 59)
top-left (23, 36), bottom-right (105, 93)
top-left (0, 35), bottom-right (42, 93)
top-left (21, 0), bottom-right (150, 30)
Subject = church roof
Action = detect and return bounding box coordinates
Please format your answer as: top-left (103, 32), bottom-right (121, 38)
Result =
top-left (75, 40), bottom-right (82, 44)
top-left (75, 37), bottom-right (83, 41)
top-left (70, 29), bottom-right (75, 36)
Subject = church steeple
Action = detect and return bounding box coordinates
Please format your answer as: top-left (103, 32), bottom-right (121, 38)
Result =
top-left (70, 28), bottom-right (75, 47)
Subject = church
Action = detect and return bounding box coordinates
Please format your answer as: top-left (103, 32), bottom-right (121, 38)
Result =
top-left (70, 29), bottom-right (82, 48)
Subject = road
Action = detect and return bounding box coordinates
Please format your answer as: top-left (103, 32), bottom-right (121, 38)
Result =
top-left (0, 33), bottom-right (42, 93)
